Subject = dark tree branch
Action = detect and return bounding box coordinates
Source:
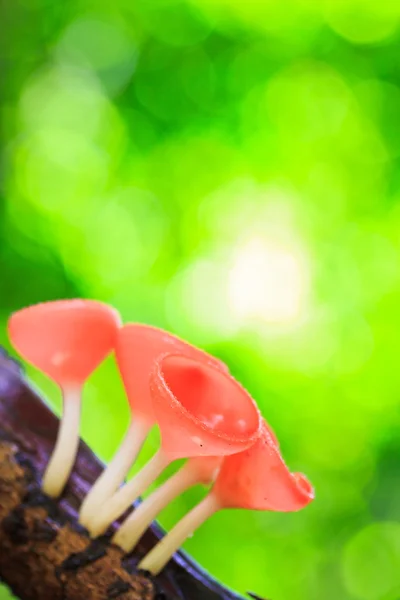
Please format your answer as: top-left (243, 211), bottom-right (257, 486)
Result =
top-left (0, 349), bottom-right (255, 600)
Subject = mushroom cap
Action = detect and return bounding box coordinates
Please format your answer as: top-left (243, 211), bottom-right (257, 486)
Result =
top-left (8, 299), bottom-right (121, 386)
top-left (151, 353), bottom-right (261, 460)
top-left (213, 421), bottom-right (314, 512)
top-left (115, 323), bottom-right (228, 423)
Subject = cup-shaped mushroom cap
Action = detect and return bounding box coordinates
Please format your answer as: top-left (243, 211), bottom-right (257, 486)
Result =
top-left (213, 421), bottom-right (314, 512)
top-left (8, 299), bottom-right (121, 386)
top-left (116, 324), bottom-right (228, 423)
top-left (151, 353), bottom-right (261, 460)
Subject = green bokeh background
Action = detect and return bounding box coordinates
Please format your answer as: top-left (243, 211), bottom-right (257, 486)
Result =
top-left (1, 1), bottom-right (400, 599)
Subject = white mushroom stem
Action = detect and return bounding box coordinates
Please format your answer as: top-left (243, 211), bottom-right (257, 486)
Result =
top-left (42, 386), bottom-right (82, 498)
top-left (113, 460), bottom-right (201, 553)
top-left (79, 418), bottom-right (150, 529)
top-left (88, 449), bottom-right (170, 538)
top-left (138, 493), bottom-right (221, 575)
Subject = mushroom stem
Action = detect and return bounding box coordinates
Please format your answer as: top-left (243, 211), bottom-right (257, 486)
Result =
top-left (88, 449), bottom-right (170, 538)
top-left (42, 386), bottom-right (82, 498)
top-left (113, 461), bottom-right (199, 552)
top-left (79, 418), bottom-right (150, 529)
top-left (138, 493), bottom-right (221, 575)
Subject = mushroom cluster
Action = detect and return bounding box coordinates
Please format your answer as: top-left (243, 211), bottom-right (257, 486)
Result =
top-left (8, 299), bottom-right (314, 575)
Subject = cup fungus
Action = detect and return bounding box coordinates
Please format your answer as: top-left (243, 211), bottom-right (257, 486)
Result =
top-left (7, 299), bottom-right (121, 497)
top-left (138, 421), bottom-right (314, 575)
top-left (87, 353), bottom-right (261, 537)
top-left (80, 324), bottom-right (228, 528)
top-left (113, 456), bottom-right (222, 552)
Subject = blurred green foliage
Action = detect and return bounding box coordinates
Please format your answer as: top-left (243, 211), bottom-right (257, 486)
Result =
top-left (1, 1), bottom-right (400, 599)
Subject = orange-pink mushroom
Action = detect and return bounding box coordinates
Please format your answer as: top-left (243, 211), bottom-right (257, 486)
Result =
top-left (87, 353), bottom-right (261, 537)
top-left (8, 299), bottom-right (121, 497)
top-left (80, 325), bottom-right (228, 529)
top-left (138, 421), bottom-right (314, 574)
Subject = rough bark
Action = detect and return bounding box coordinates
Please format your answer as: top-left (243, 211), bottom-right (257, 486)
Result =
top-left (0, 349), bottom-right (254, 600)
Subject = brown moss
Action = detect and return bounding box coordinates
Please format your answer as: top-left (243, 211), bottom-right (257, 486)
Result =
top-left (0, 442), bottom-right (155, 600)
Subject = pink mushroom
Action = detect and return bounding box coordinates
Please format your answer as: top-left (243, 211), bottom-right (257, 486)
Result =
top-left (138, 421), bottom-right (314, 574)
top-left (8, 299), bottom-right (121, 497)
top-left (80, 325), bottom-right (228, 528)
top-left (87, 353), bottom-right (261, 537)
